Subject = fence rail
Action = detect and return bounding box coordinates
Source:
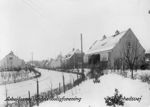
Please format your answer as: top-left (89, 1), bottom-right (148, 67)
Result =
top-left (6, 74), bottom-right (83, 107)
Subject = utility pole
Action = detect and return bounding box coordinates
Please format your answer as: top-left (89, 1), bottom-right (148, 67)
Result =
top-left (74, 52), bottom-right (76, 70)
top-left (31, 52), bottom-right (33, 67)
top-left (80, 33), bottom-right (85, 80)
top-left (49, 57), bottom-right (51, 70)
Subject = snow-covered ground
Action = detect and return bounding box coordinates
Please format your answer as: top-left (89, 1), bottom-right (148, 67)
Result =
top-left (0, 70), bottom-right (35, 84)
top-left (130, 70), bottom-right (150, 79)
top-left (36, 72), bottom-right (150, 107)
top-left (0, 68), bottom-right (77, 107)
top-left (103, 69), bottom-right (150, 79)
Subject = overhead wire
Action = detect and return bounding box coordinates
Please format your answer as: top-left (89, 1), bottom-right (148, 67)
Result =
top-left (21, 0), bottom-right (43, 17)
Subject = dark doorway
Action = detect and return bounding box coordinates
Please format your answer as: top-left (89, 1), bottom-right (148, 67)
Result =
top-left (89, 54), bottom-right (100, 65)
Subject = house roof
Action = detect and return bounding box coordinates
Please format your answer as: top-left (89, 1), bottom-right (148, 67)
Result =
top-left (5, 51), bottom-right (19, 60)
top-left (86, 29), bottom-right (129, 55)
top-left (0, 51), bottom-right (25, 68)
top-left (64, 49), bottom-right (81, 60)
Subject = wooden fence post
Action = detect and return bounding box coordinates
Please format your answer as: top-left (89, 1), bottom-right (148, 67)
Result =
top-left (5, 84), bottom-right (8, 107)
top-left (50, 82), bottom-right (53, 98)
top-left (36, 79), bottom-right (39, 106)
top-left (59, 82), bottom-right (61, 94)
top-left (62, 74), bottom-right (65, 93)
top-left (28, 91), bottom-right (31, 107)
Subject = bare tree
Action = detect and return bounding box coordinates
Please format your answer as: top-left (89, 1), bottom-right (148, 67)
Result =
top-left (121, 40), bottom-right (144, 79)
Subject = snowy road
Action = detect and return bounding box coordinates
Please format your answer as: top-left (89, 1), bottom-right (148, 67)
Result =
top-left (0, 68), bottom-right (77, 106)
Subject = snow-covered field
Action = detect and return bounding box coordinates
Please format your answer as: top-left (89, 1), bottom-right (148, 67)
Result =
top-left (103, 69), bottom-right (150, 79)
top-left (0, 68), bottom-right (77, 106)
top-left (130, 70), bottom-right (150, 79)
top-left (0, 70), bottom-right (35, 84)
top-left (36, 72), bottom-right (150, 107)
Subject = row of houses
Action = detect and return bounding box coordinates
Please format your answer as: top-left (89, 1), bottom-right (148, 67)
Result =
top-left (0, 49), bottom-right (82, 71)
top-left (0, 28), bottom-right (149, 71)
top-left (33, 49), bottom-right (84, 69)
top-left (41, 28), bottom-right (147, 70)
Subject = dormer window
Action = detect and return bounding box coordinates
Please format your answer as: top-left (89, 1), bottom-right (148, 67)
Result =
top-left (127, 41), bottom-right (131, 48)
top-left (115, 30), bottom-right (120, 35)
top-left (113, 30), bottom-right (120, 37)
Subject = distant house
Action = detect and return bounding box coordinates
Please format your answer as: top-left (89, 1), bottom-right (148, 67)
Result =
top-left (0, 51), bottom-right (26, 70)
top-left (50, 54), bottom-right (63, 68)
top-left (85, 28), bottom-right (145, 69)
top-left (63, 48), bottom-right (84, 69)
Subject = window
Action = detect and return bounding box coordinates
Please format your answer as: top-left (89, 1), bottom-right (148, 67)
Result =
top-left (100, 53), bottom-right (108, 61)
top-left (9, 56), bottom-right (13, 60)
top-left (127, 41), bottom-right (131, 48)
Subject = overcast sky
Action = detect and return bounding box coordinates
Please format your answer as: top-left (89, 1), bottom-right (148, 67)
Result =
top-left (0, 0), bottom-right (150, 61)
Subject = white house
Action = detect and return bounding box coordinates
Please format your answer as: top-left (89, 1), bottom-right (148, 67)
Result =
top-left (0, 51), bottom-right (25, 70)
top-left (50, 54), bottom-right (63, 68)
top-left (63, 48), bottom-right (83, 69)
top-left (85, 28), bottom-right (145, 69)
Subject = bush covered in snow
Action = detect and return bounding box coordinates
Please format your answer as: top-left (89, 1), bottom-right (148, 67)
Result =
top-left (0, 70), bottom-right (36, 84)
top-left (104, 89), bottom-right (124, 107)
top-left (140, 73), bottom-right (150, 84)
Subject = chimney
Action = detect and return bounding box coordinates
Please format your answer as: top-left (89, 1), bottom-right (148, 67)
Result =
top-left (9, 51), bottom-right (14, 55)
top-left (102, 35), bottom-right (107, 40)
top-left (72, 48), bottom-right (75, 51)
top-left (114, 30), bottom-right (120, 36)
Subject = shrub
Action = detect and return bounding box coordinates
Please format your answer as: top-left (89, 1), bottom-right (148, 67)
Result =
top-left (140, 63), bottom-right (149, 70)
top-left (104, 89), bottom-right (124, 107)
top-left (119, 71), bottom-right (128, 78)
top-left (140, 73), bottom-right (150, 84)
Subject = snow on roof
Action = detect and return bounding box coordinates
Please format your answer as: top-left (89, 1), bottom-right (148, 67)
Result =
top-left (86, 29), bottom-right (129, 55)
top-left (65, 49), bottom-right (81, 60)
top-left (3, 51), bottom-right (21, 61)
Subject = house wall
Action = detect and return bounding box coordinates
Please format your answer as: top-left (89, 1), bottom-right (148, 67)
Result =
top-left (64, 53), bottom-right (83, 69)
top-left (84, 55), bottom-right (89, 64)
top-left (50, 59), bottom-right (62, 68)
top-left (110, 29), bottom-right (145, 69)
top-left (0, 54), bottom-right (25, 69)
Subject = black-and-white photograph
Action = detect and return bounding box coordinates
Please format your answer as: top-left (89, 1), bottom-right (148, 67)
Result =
top-left (0, 0), bottom-right (150, 107)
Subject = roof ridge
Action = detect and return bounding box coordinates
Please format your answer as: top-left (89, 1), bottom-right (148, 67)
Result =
top-left (99, 29), bottom-right (128, 41)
